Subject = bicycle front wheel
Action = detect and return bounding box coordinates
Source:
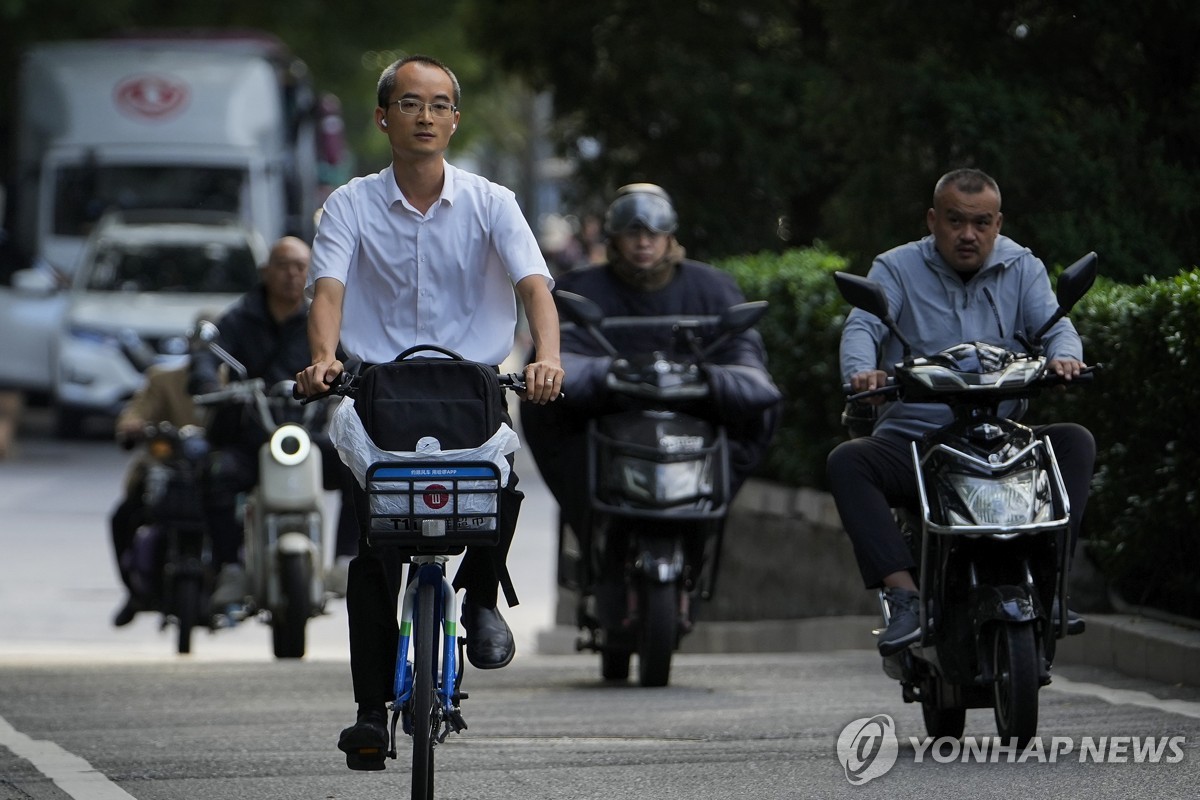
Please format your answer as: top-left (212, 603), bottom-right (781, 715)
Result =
top-left (411, 580), bottom-right (438, 800)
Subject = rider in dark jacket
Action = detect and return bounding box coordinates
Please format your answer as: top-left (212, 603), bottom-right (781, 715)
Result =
top-left (189, 237), bottom-right (357, 602)
top-left (521, 184), bottom-right (782, 541)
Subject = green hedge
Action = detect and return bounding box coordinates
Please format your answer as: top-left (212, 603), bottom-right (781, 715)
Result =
top-left (719, 248), bottom-right (1200, 618)
top-left (719, 246), bottom-right (850, 490)
top-left (1034, 271), bottom-right (1200, 617)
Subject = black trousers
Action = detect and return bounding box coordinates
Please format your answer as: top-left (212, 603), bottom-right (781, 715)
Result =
top-left (826, 423), bottom-right (1096, 589)
top-left (110, 488), bottom-right (145, 595)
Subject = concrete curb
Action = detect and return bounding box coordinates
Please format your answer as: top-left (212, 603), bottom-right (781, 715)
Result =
top-left (538, 479), bottom-right (1200, 688)
top-left (536, 613), bottom-right (1200, 688)
top-left (1054, 613), bottom-right (1200, 687)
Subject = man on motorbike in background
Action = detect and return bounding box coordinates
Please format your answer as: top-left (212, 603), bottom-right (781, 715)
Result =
top-left (109, 314), bottom-right (212, 626)
top-left (521, 182), bottom-right (782, 555)
top-left (826, 168), bottom-right (1096, 656)
top-left (188, 236), bottom-right (358, 606)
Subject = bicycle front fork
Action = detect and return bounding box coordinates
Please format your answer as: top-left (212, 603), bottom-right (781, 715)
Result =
top-left (390, 557), bottom-right (464, 744)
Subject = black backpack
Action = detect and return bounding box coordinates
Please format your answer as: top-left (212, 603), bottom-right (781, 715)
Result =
top-left (353, 344), bottom-right (504, 452)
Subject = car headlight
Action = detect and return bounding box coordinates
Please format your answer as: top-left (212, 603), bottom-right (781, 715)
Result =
top-left (945, 468), bottom-right (1052, 526)
top-left (66, 324), bottom-right (120, 346)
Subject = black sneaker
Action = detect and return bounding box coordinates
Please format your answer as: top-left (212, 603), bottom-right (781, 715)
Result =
top-left (112, 595), bottom-right (145, 627)
top-left (337, 705), bottom-right (388, 771)
top-left (878, 587), bottom-right (922, 656)
top-left (1051, 599), bottom-right (1086, 636)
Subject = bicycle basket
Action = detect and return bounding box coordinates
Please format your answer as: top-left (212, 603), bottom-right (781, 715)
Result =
top-left (365, 460), bottom-right (502, 550)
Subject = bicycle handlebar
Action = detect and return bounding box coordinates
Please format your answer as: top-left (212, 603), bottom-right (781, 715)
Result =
top-left (193, 378), bottom-right (266, 406)
top-left (295, 370), bottom-right (538, 404)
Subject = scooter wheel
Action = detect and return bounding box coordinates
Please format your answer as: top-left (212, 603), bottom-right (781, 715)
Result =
top-left (637, 583), bottom-right (677, 687)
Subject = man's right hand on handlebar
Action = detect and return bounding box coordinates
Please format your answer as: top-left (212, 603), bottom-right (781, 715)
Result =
top-left (296, 359), bottom-right (345, 398)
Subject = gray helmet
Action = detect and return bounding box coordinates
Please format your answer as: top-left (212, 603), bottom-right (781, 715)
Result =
top-left (603, 183), bottom-right (678, 236)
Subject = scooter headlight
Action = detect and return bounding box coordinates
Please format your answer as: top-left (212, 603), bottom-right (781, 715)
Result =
top-left (269, 423), bottom-right (312, 467)
top-left (946, 468), bottom-right (1052, 526)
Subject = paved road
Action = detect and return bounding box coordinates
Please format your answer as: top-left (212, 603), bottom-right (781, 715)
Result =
top-left (3, 408), bottom-right (1200, 799)
top-left (0, 406), bottom-right (559, 664)
top-left (2, 653), bottom-right (1199, 800)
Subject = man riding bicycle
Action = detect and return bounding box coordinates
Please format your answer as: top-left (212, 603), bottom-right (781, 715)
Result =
top-left (294, 54), bottom-right (562, 770)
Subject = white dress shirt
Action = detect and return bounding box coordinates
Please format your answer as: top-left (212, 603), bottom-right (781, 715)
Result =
top-left (308, 161), bottom-right (551, 366)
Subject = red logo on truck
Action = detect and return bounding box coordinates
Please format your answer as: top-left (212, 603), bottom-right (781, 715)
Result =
top-left (114, 75), bottom-right (189, 120)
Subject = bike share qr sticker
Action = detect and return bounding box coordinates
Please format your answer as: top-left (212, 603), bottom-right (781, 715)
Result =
top-left (837, 714), bottom-right (899, 785)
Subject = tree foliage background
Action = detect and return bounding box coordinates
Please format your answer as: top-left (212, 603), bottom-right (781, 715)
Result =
top-left (0, 0), bottom-right (528, 204)
top-left (465, 0), bottom-right (1200, 283)
top-left (2, 1), bottom-right (1197, 284)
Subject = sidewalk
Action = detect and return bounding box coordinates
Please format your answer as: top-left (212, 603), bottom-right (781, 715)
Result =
top-left (538, 614), bottom-right (1200, 688)
top-left (536, 477), bottom-right (1200, 690)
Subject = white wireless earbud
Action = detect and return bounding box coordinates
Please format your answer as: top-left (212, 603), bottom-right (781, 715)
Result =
top-left (381, 118), bottom-right (388, 128)
top-left (452, 123), bottom-right (457, 130)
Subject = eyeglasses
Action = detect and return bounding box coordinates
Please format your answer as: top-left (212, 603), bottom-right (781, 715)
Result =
top-left (388, 99), bottom-right (457, 119)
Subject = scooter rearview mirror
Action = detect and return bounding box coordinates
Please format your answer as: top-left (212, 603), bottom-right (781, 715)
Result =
top-left (834, 271), bottom-right (889, 319)
top-left (696, 301), bottom-right (769, 361)
top-left (555, 290), bottom-right (618, 357)
top-left (196, 320), bottom-right (220, 343)
top-left (1055, 251), bottom-right (1098, 312)
top-left (197, 324), bottom-right (249, 380)
top-left (555, 290), bottom-right (605, 327)
top-left (1029, 251), bottom-right (1098, 347)
top-left (718, 301), bottom-right (768, 334)
top-left (834, 271), bottom-right (915, 361)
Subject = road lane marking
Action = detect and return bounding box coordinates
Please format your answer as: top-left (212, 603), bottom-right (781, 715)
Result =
top-left (1050, 675), bottom-right (1200, 719)
top-left (0, 713), bottom-right (136, 799)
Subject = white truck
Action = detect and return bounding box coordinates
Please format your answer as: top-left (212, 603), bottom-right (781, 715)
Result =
top-left (0, 32), bottom-right (331, 398)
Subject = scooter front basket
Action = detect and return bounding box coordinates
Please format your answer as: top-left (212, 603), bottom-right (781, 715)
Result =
top-left (588, 412), bottom-right (729, 519)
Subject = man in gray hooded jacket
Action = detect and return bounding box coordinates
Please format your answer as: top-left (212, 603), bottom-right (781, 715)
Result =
top-left (827, 168), bottom-right (1095, 656)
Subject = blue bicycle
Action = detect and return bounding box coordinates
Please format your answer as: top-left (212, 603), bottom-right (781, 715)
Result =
top-left (369, 459), bottom-right (505, 797)
top-left (305, 364), bottom-right (526, 798)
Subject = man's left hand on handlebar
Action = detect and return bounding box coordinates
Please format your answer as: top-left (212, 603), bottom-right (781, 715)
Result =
top-left (523, 360), bottom-right (563, 405)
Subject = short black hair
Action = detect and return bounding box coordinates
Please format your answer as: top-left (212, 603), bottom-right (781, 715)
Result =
top-left (376, 54), bottom-right (461, 108)
top-left (933, 168), bottom-right (1002, 208)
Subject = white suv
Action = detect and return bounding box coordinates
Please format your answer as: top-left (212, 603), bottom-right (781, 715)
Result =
top-left (53, 210), bottom-right (267, 436)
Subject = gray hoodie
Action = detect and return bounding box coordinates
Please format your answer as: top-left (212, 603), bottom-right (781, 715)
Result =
top-left (841, 234), bottom-right (1083, 440)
